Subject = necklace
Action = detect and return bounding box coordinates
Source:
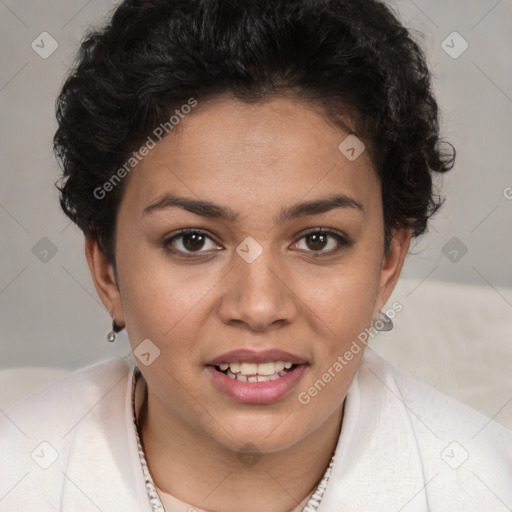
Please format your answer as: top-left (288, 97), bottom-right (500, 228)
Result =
top-left (131, 366), bottom-right (335, 512)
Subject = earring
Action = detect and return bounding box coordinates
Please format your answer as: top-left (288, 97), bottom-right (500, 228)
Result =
top-left (372, 311), bottom-right (393, 332)
top-left (106, 317), bottom-right (123, 342)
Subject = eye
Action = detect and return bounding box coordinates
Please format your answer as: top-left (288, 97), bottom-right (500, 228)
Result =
top-left (162, 227), bottom-right (351, 257)
top-left (292, 228), bottom-right (350, 255)
top-left (163, 229), bottom-right (222, 254)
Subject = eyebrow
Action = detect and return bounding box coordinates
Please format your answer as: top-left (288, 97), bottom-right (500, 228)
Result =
top-left (142, 192), bottom-right (365, 223)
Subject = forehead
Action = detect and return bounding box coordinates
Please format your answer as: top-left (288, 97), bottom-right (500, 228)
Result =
top-left (119, 95), bottom-right (380, 218)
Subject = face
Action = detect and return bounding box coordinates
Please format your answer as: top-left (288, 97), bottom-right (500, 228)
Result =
top-left (87, 95), bottom-right (410, 453)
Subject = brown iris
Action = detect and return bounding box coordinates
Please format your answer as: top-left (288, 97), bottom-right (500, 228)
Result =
top-left (305, 233), bottom-right (328, 251)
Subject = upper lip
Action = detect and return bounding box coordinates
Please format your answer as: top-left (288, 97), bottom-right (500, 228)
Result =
top-left (207, 349), bottom-right (308, 366)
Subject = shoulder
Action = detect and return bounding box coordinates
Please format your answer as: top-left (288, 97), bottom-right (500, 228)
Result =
top-left (2, 354), bottom-right (134, 430)
top-left (0, 355), bottom-right (144, 511)
top-left (356, 350), bottom-right (512, 508)
top-left (361, 349), bottom-right (512, 441)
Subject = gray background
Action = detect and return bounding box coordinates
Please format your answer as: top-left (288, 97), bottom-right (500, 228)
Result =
top-left (1, 0), bottom-right (511, 369)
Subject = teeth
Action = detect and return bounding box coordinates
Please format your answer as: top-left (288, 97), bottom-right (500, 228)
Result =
top-left (255, 362), bottom-right (275, 375)
top-left (258, 374), bottom-right (281, 382)
top-left (240, 363), bottom-right (258, 376)
top-left (218, 360), bottom-right (295, 376)
top-left (224, 370), bottom-right (291, 382)
top-left (218, 360), bottom-right (299, 382)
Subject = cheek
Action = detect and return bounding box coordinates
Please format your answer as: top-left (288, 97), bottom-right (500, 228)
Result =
top-left (296, 252), bottom-right (381, 352)
top-left (115, 240), bottom-right (219, 351)
top-left (292, 255), bottom-right (381, 417)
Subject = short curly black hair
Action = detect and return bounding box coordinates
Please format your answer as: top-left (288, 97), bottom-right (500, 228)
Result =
top-left (54, 0), bottom-right (454, 268)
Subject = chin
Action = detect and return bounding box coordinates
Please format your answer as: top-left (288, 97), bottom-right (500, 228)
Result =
top-left (204, 413), bottom-right (307, 454)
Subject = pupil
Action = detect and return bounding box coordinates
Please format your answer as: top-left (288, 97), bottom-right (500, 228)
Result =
top-left (183, 233), bottom-right (205, 251)
top-left (307, 233), bottom-right (327, 251)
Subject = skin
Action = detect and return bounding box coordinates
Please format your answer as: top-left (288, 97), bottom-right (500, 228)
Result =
top-left (85, 94), bottom-right (411, 512)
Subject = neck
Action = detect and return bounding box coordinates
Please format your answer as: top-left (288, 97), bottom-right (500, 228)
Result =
top-left (138, 388), bottom-right (344, 512)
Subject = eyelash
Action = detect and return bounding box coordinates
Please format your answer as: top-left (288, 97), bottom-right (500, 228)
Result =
top-left (162, 227), bottom-right (352, 257)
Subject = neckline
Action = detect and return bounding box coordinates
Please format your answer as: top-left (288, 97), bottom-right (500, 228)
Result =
top-left (130, 365), bottom-right (336, 512)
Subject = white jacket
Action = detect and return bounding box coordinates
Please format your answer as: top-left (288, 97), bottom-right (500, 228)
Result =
top-left (1, 350), bottom-right (511, 511)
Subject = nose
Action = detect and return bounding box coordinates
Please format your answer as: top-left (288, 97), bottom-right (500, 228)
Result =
top-left (217, 245), bottom-right (299, 332)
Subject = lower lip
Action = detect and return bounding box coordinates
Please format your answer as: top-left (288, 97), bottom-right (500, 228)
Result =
top-left (206, 364), bottom-right (307, 404)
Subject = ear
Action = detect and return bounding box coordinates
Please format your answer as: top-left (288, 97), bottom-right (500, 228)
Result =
top-left (84, 236), bottom-right (125, 327)
top-left (374, 227), bottom-right (412, 315)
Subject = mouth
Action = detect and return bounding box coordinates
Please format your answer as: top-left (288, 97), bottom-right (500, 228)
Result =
top-left (205, 349), bottom-right (308, 404)
top-left (213, 360), bottom-right (299, 383)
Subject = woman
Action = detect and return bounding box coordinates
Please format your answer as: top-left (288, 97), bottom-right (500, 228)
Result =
top-left (1, 0), bottom-right (511, 510)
